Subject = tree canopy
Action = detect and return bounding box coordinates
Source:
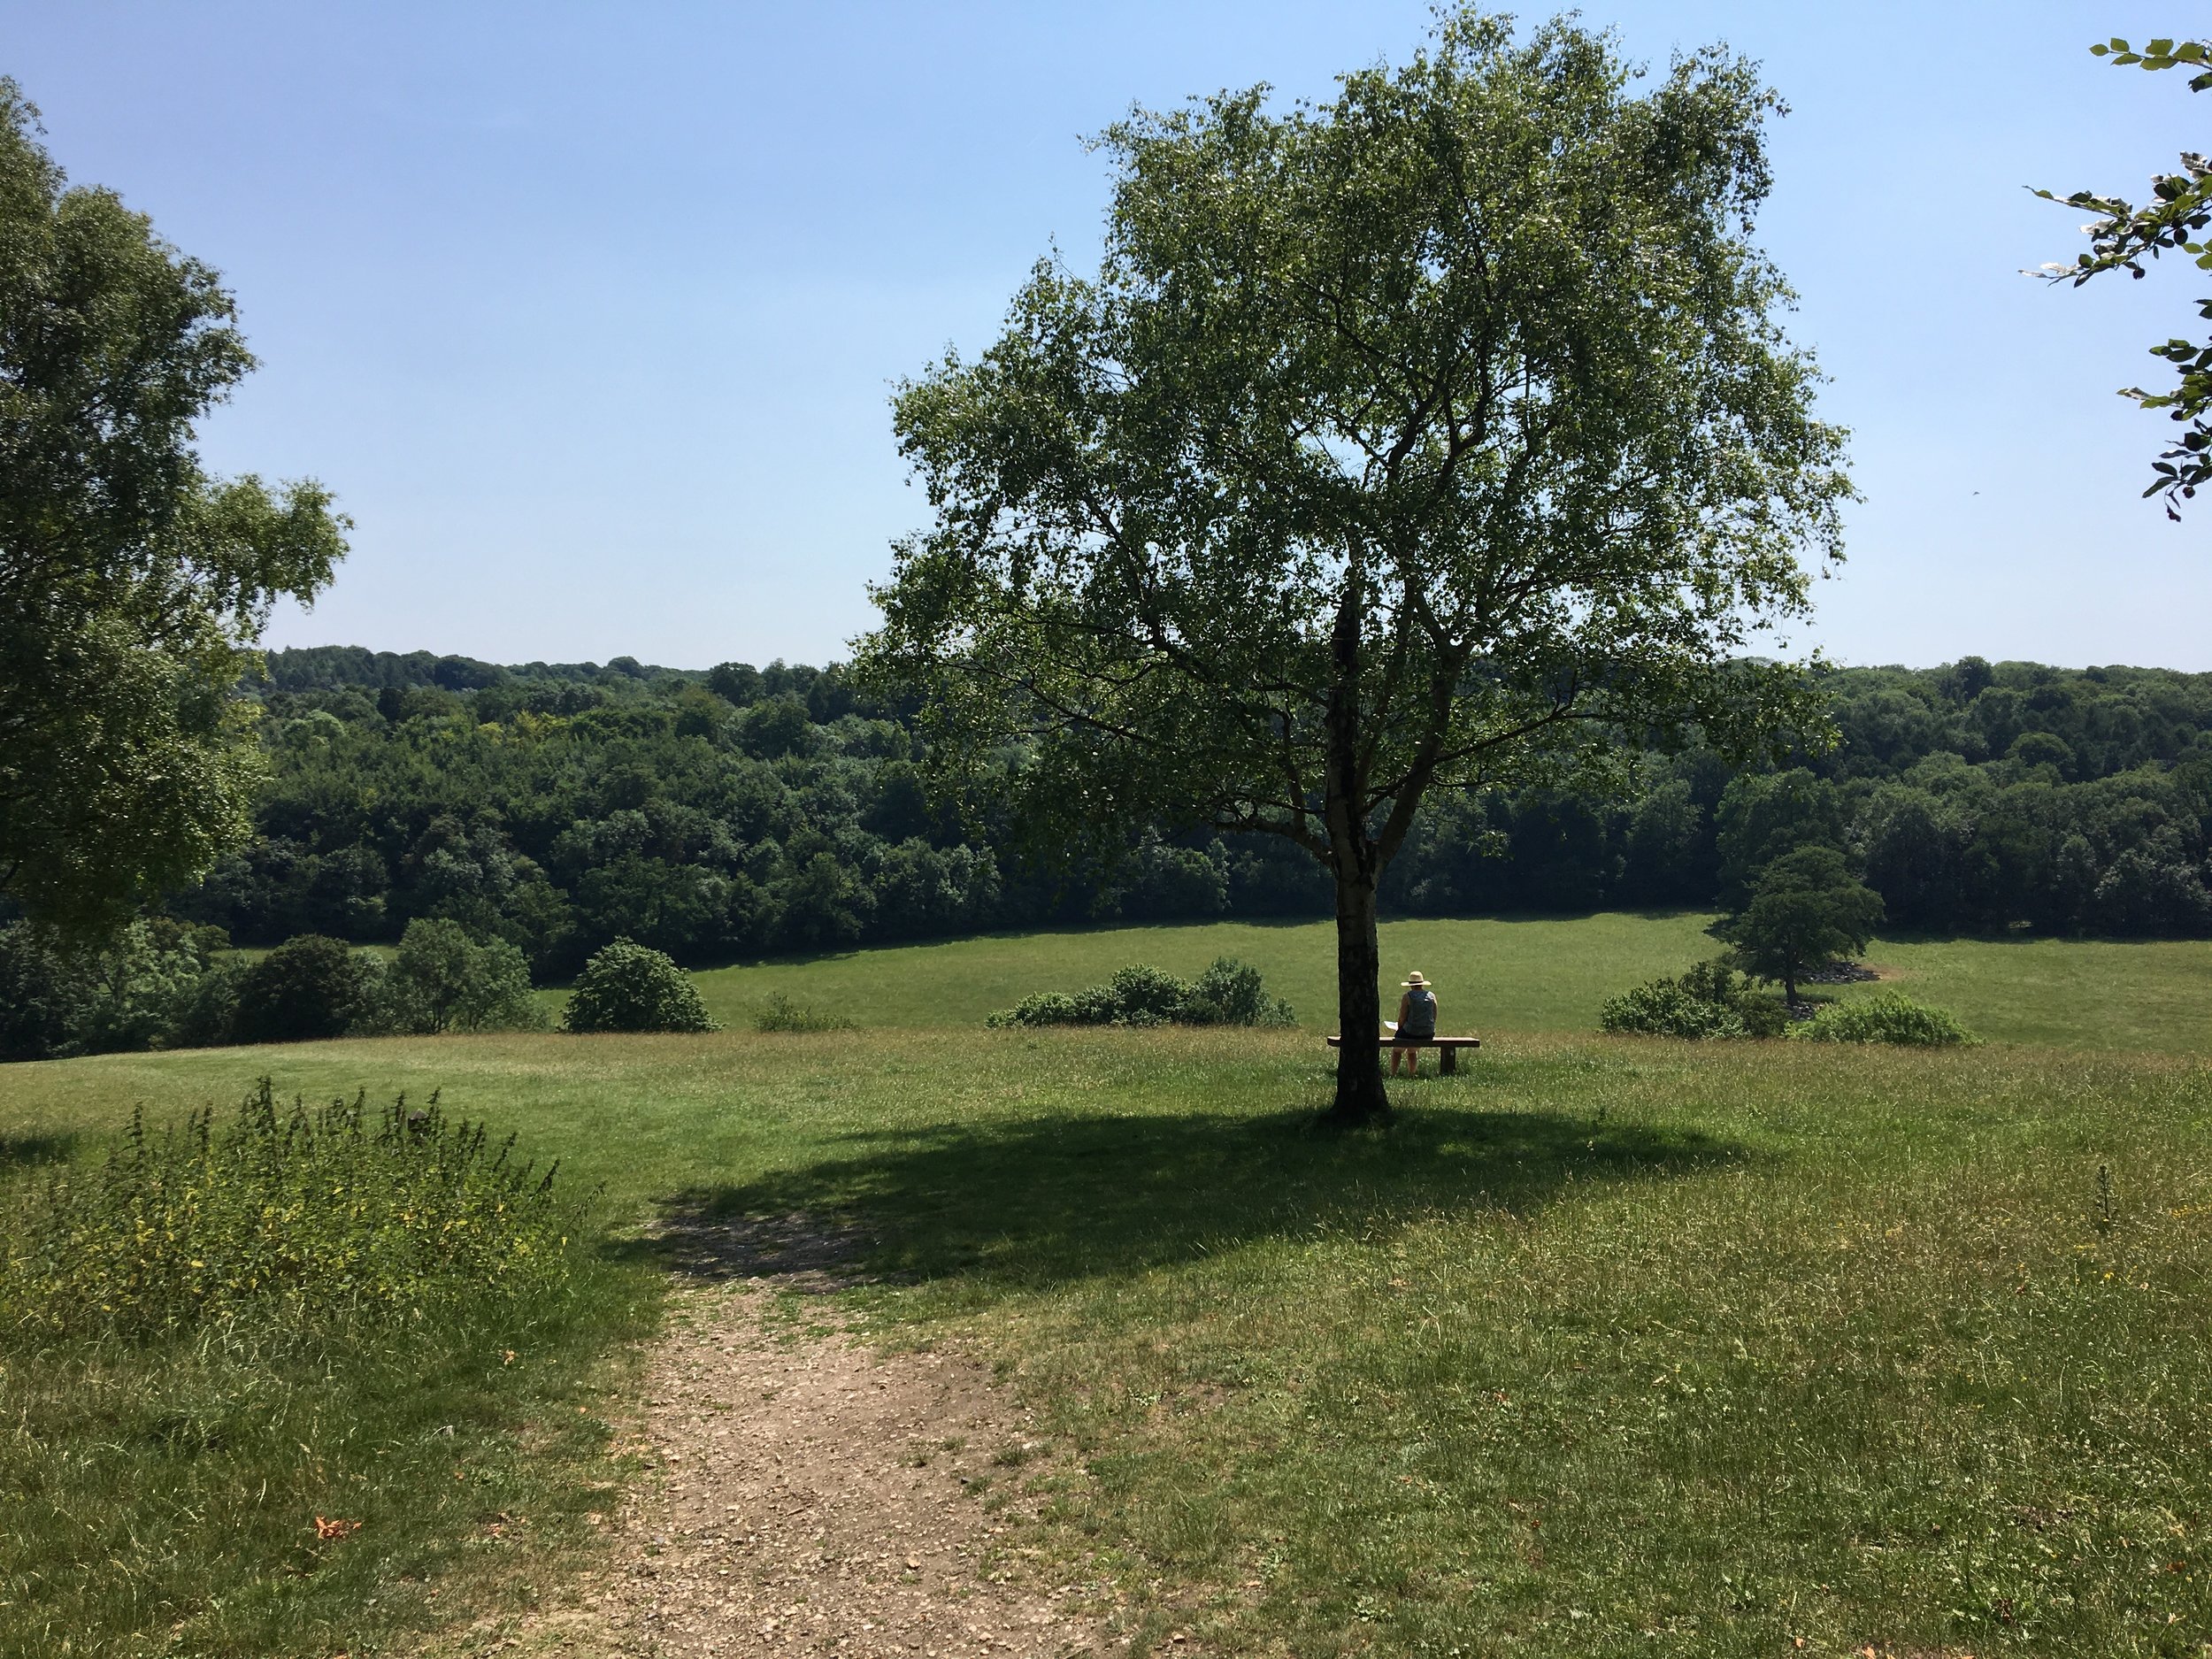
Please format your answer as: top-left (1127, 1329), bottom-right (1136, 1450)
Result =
top-left (861, 8), bottom-right (1849, 1119)
top-left (2034, 35), bottom-right (2212, 516)
top-left (0, 79), bottom-right (346, 933)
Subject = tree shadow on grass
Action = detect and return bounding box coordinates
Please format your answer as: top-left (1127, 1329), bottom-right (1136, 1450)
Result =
top-left (649, 1102), bottom-right (1738, 1294)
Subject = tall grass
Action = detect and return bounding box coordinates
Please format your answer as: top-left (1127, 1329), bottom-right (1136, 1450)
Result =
top-left (0, 1080), bottom-right (654, 1657)
top-left (4, 1080), bottom-right (569, 1344)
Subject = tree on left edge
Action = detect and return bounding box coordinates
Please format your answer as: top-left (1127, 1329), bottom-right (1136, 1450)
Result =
top-left (0, 79), bottom-right (348, 935)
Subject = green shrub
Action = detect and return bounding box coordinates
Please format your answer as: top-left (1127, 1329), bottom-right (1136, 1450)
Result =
top-left (1, 1080), bottom-right (572, 1343)
top-left (1601, 957), bottom-right (1787, 1040)
top-left (987, 956), bottom-right (1294, 1028)
top-left (752, 992), bottom-right (856, 1033)
top-left (561, 937), bottom-right (718, 1033)
top-left (165, 955), bottom-right (248, 1048)
top-left (381, 918), bottom-right (547, 1033)
top-left (233, 933), bottom-right (383, 1044)
top-left (989, 990), bottom-right (1109, 1028)
top-left (1791, 991), bottom-right (1976, 1047)
top-left (1105, 964), bottom-right (1194, 1025)
top-left (1601, 979), bottom-right (1747, 1040)
top-left (0, 919), bottom-right (229, 1060)
top-left (1188, 956), bottom-right (1297, 1026)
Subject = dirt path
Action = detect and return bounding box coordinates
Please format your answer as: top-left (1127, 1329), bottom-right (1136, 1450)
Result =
top-left (485, 1263), bottom-right (1116, 1658)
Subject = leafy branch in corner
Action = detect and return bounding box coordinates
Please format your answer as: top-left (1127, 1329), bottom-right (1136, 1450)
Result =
top-left (2033, 36), bottom-right (2212, 517)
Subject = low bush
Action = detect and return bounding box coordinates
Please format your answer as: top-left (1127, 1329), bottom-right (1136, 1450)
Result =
top-left (1188, 956), bottom-right (1295, 1025)
top-left (753, 992), bottom-right (857, 1033)
top-left (1791, 990), bottom-right (1977, 1047)
top-left (1600, 958), bottom-right (1788, 1040)
top-left (2, 1080), bottom-right (573, 1344)
top-left (987, 957), bottom-right (1295, 1029)
top-left (561, 938), bottom-right (718, 1033)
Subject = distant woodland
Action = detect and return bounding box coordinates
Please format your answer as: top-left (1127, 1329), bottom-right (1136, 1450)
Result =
top-left (149, 645), bottom-right (2212, 970)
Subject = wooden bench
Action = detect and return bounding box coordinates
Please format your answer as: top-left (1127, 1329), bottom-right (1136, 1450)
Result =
top-left (1325, 1034), bottom-right (1481, 1074)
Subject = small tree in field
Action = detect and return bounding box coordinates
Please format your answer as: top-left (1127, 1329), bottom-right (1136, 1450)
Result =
top-left (561, 939), bottom-right (717, 1034)
top-left (234, 934), bottom-right (380, 1044)
top-left (1720, 845), bottom-right (1883, 1008)
top-left (385, 918), bottom-right (545, 1034)
top-left (860, 8), bottom-right (1849, 1121)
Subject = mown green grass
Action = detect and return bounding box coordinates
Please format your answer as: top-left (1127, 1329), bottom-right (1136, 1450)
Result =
top-left (4, 918), bottom-right (2210, 1655)
top-left (680, 912), bottom-right (2212, 1053)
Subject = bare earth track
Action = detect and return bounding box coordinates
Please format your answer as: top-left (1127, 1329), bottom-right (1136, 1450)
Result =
top-left (474, 1225), bottom-right (1114, 1658)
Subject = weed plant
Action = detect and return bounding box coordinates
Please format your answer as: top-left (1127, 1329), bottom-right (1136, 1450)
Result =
top-left (3, 1079), bottom-right (570, 1345)
top-left (0, 1079), bottom-right (652, 1657)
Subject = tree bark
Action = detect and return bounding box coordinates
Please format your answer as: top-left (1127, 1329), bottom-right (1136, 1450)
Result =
top-left (1330, 870), bottom-right (1391, 1124)
top-left (1321, 553), bottom-right (1390, 1124)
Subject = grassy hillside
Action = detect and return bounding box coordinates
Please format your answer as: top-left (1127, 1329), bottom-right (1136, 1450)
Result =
top-left (674, 912), bottom-right (2212, 1053)
top-left (5, 918), bottom-right (2211, 1654)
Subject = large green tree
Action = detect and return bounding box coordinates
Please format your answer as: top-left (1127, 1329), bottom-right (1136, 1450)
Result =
top-left (0, 81), bottom-right (346, 933)
top-left (859, 9), bottom-right (1848, 1122)
top-left (2034, 35), bottom-right (2212, 516)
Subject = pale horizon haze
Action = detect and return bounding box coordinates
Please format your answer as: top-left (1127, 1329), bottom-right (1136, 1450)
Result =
top-left (3, 2), bottom-right (2207, 672)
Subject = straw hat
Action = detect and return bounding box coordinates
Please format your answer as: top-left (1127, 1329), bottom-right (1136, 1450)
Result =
top-left (1401, 971), bottom-right (1431, 987)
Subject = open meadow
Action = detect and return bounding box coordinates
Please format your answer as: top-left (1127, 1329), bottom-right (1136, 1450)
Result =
top-left (3, 917), bottom-right (2209, 1655)
top-left (675, 913), bottom-right (2212, 1054)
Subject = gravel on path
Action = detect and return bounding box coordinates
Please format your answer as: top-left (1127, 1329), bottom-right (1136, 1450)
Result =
top-left (466, 1277), bottom-right (1113, 1658)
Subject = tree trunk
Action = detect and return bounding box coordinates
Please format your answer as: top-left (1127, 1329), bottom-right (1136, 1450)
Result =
top-left (1330, 872), bottom-right (1391, 1124)
top-left (1322, 548), bottom-right (1389, 1125)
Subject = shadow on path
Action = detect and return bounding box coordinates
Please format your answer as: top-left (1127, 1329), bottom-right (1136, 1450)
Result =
top-left (650, 1103), bottom-right (1737, 1293)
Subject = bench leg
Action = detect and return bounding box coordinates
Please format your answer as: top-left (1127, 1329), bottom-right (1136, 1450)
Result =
top-left (1441, 1047), bottom-right (1456, 1076)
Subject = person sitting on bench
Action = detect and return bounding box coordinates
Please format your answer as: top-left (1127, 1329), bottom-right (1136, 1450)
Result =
top-left (1390, 971), bottom-right (1438, 1077)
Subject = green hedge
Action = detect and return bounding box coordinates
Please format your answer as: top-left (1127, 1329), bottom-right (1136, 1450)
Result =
top-left (1599, 959), bottom-right (1787, 1040)
top-left (1791, 991), bottom-right (1977, 1047)
top-left (988, 957), bottom-right (1295, 1029)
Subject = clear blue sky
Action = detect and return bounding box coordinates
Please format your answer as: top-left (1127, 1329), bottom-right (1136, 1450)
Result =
top-left (4, 2), bottom-right (2206, 670)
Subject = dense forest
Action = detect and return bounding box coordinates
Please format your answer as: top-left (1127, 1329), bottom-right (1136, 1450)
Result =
top-left (157, 645), bottom-right (2212, 972)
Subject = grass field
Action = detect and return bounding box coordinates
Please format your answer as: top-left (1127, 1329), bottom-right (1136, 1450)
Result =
top-left (679, 912), bottom-right (2212, 1053)
top-left (4, 916), bottom-right (2210, 1655)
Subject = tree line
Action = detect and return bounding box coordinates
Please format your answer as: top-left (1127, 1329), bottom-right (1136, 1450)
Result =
top-left (127, 647), bottom-right (2210, 979)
